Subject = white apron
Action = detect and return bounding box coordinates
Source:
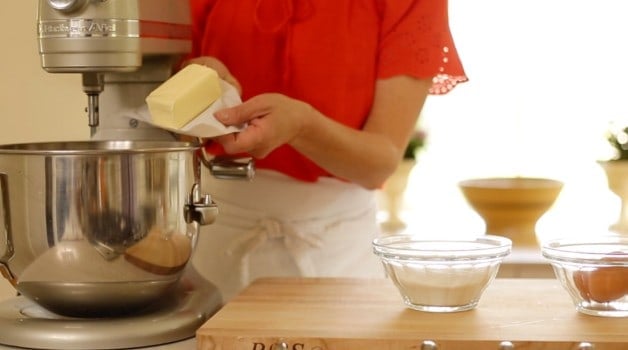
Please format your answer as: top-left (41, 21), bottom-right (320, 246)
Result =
top-left (192, 169), bottom-right (384, 301)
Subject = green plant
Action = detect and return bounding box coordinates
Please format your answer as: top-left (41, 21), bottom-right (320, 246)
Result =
top-left (403, 129), bottom-right (427, 160)
top-left (606, 125), bottom-right (628, 160)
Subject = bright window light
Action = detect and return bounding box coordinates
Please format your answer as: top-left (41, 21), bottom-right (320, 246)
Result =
top-left (390, 0), bottom-right (628, 243)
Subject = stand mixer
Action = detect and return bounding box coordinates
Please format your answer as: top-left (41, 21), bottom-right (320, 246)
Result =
top-left (38, 0), bottom-right (190, 141)
top-left (0, 1), bottom-right (252, 349)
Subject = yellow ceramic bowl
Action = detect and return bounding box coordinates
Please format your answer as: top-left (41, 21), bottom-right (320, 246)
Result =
top-left (458, 177), bottom-right (563, 246)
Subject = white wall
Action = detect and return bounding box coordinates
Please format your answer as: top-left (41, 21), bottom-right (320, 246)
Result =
top-left (0, 2), bottom-right (87, 144)
top-left (0, 2), bottom-right (88, 300)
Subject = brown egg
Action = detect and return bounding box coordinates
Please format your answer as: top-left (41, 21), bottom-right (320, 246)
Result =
top-left (573, 266), bottom-right (628, 303)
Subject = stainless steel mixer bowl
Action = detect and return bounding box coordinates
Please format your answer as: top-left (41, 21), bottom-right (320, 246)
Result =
top-left (0, 140), bottom-right (217, 317)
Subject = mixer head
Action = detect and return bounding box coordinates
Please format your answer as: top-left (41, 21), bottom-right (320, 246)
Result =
top-left (37, 0), bottom-right (192, 135)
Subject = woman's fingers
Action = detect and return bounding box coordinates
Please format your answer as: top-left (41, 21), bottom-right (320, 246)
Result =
top-left (215, 94), bottom-right (274, 126)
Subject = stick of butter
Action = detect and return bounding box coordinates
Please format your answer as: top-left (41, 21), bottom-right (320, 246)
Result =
top-left (146, 64), bottom-right (222, 129)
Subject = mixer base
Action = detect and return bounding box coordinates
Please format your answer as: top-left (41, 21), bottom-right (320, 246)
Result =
top-left (0, 268), bottom-right (222, 350)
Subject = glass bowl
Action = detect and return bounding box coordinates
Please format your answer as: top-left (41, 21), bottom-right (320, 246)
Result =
top-left (372, 235), bottom-right (512, 312)
top-left (542, 236), bottom-right (628, 317)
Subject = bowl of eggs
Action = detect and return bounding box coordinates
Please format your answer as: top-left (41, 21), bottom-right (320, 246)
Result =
top-left (372, 234), bottom-right (512, 313)
top-left (542, 236), bottom-right (628, 317)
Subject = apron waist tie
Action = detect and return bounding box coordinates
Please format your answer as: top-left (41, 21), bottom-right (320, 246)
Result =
top-left (226, 218), bottom-right (323, 287)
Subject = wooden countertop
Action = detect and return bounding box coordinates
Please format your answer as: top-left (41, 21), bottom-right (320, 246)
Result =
top-left (197, 277), bottom-right (628, 350)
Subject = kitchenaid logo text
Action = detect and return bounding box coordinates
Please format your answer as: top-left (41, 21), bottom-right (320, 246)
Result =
top-left (38, 19), bottom-right (137, 38)
top-left (251, 343), bottom-right (324, 350)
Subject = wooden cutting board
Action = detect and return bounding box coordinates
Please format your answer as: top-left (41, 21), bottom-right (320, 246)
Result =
top-left (196, 278), bottom-right (628, 350)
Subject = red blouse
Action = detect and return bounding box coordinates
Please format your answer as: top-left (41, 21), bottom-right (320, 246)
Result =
top-left (190, 0), bottom-right (467, 182)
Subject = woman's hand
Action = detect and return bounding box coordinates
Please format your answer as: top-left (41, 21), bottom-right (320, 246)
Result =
top-left (210, 76), bottom-right (431, 189)
top-left (204, 73), bottom-right (431, 189)
top-left (211, 93), bottom-right (313, 159)
top-left (182, 56), bottom-right (242, 95)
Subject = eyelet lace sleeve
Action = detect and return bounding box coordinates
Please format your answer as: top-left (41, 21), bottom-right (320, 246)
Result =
top-left (377, 0), bottom-right (468, 95)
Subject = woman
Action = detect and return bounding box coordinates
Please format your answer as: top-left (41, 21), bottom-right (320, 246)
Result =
top-left (187, 0), bottom-right (467, 301)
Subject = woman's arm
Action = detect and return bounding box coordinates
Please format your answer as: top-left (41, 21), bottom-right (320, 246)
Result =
top-left (291, 76), bottom-right (431, 189)
top-left (212, 75), bottom-right (431, 190)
